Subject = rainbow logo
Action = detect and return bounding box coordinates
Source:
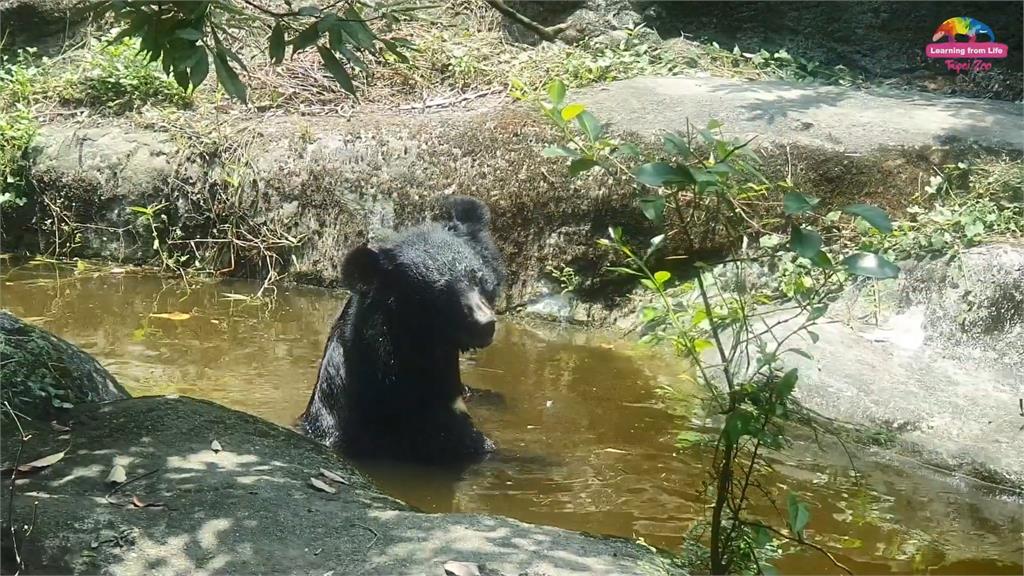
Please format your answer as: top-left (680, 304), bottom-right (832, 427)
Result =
top-left (926, 17), bottom-right (1009, 60)
top-left (931, 17), bottom-right (996, 42)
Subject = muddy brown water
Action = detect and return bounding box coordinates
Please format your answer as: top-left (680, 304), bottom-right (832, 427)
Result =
top-left (2, 261), bottom-right (1021, 574)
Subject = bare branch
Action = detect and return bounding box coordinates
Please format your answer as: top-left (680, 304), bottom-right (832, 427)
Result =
top-left (482, 0), bottom-right (568, 42)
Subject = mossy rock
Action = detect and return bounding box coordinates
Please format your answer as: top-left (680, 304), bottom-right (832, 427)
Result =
top-left (0, 310), bottom-right (129, 421)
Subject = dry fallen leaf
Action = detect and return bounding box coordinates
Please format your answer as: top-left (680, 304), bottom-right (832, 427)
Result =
top-left (149, 312), bottom-right (191, 321)
top-left (309, 477), bottom-right (336, 494)
top-left (319, 468), bottom-right (350, 486)
top-left (210, 440), bottom-right (222, 453)
top-left (16, 449), bottom-right (67, 472)
top-left (130, 495), bottom-right (165, 509)
top-left (443, 561), bottom-right (481, 576)
top-left (50, 421), bottom-right (71, 432)
top-left (106, 465), bottom-right (127, 484)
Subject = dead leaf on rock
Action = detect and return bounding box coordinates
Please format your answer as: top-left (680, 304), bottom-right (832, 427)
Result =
top-left (210, 440), bottom-right (222, 453)
top-left (309, 477), bottom-right (336, 494)
top-left (444, 561), bottom-right (481, 576)
top-left (106, 465), bottom-right (127, 484)
top-left (319, 468), bottom-right (350, 485)
top-left (149, 312), bottom-right (191, 321)
top-left (130, 495), bottom-right (165, 509)
top-left (16, 448), bottom-right (67, 473)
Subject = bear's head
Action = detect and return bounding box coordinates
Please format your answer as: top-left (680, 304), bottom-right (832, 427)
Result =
top-left (341, 197), bottom-right (503, 352)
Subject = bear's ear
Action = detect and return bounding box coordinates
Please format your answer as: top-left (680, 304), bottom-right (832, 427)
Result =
top-left (341, 244), bottom-right (383, 292)
top-left (442, 196), bottom-right (491, 232)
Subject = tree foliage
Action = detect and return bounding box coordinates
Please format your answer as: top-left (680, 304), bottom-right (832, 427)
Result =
top-left (79, 0), bottom-right (422, 101)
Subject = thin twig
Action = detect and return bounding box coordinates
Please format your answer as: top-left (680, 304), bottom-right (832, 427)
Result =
top-left (741, 520), bottom-right (853, 576)
top-left (105, 468), bottom-right (161, 505)
top-left (350, 522), bottom-right (379, 548)
top-left (2, 402), bottom-right (28, 573)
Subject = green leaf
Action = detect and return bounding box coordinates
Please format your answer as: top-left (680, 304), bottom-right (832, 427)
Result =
top-left (808, 249), bottom-right (832, 268)
top-left (785, 347), bottom-right (814, 360)
top-left (633, 163), bottom-right (693, 187)
top-left (297, 5), bottom-right (320, 16)
top-left (783, 191), bottom-right (820, 215)
top-left (381, 39), bottom-right (409, 63)
top-left (724, 410), bottom-right (754, 443)
top-left (662, 132), bottom-right (692, 157)
top-left (676, 430), bottom-right (706, 447)
top-left (653, 270), bottom-right (671, 287)
top-left (787, 493), bottom-right (811, 537)
top-left (613, 143), bottom-right (641, 158)
top-left (290, 20), bottom-right (321, 52)
top-left (807, 304), bottom-right (828, 322)
top-left (174, 28), bottom-right (202, 41)
top-left (269, 21), bottom-right (286, 64)
top-left (706, 118), bottom-right (724, 130)
top-left (212, 47), bottom-right (247, 103)
top-left (789, 226), bottom-right (822, 258)
top-left (776, 368), bottom-right (798, 400)
top-left (542, 145), bottom-right (580, 158)
top-left (338, 15), bottom-right (376, 50)
top-left (576, 111), bottom-right (604, 142)
top-left (842, 203), bottom-right (893, 234)
top-left (338, 45), bottom-right (367, 72)
top-left (547, 79), bottom-right (566, 105)
top-left (561, 103), bottom-right (585, 121)
top-left (218, 41), bottom-right (249, 72)
top-left (842, 252), bottom-right (900, 279)
top-left (317, 45), bottom-right (356, 95)
top-left (638, 195), bottom-right (665, 224)
top-left (569, 157), bottom-right (598, 176)
top-left (189, 49), bottom-right (209, 89)
top-left (173, 68), bottom-right (190, 91)
top-left (606, 266), bottom-right (643, 277)
top-left (640, 278), bottom-right (657, 291)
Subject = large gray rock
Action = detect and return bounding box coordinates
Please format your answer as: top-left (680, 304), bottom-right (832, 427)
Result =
top-left (897, 242), bottom-right (1024, 370)
top-left (0, 396), bottom-right (680, 575)
top-left (0, 311), bottom-right (129, 421)
top-left (580, 77), bottom-right (1023, 152)
top-left (705, 243), bottom-right (1024, 489)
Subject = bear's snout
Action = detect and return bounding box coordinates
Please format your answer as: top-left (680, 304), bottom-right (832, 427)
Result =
top-left (461, 289), bottom-right (496, 348)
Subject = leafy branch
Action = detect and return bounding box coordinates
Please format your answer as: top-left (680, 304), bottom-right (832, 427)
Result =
top-left (537, 79), bottom-right (898, 574)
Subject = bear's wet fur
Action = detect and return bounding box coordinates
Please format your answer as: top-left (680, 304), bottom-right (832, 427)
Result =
top-left (300, 196), bottom-right (505, 464)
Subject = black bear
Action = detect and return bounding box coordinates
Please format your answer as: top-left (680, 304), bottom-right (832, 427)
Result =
top-left (300, 196), bottom-right (505, 464)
